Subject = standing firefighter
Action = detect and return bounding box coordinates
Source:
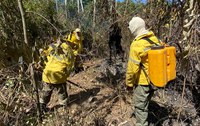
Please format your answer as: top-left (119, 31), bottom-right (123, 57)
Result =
top-left (126, 17), bottom-right (161, 126)
top-left (40, 39), bottom-right (75, 112)
top-left (109, 22), bottom-right (124, 62)
top-left (66, 28), bottom-right (84, 73)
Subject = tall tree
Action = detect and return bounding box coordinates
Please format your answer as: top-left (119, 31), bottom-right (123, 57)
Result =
top-left (18, 0), bottom-right (28, 45)
top-left (80, 0), bottom-right (84, 12)
top-left (92, 0), bottom-right (96, 44)
top-left (55, 0), bottom-right (58, 13)
top-left (77, 0), bottom-right (80, 13)
top-left (65, 0), bottom-right (68, 18)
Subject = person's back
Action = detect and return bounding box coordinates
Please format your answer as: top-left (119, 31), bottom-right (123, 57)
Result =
top-left (127, 31), bottom-right (161, 86)
top-left (42, 42), bottom-right (75, 84)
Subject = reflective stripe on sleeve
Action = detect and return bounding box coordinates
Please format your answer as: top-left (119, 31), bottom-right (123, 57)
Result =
top-left (144, 47), bottom-right (151, 52)
top-left (129, 57), bottom-right (140, 65)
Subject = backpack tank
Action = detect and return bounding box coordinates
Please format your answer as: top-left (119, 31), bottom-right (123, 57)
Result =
top-left (148, 46), bottom-right (176, 87)
top-left (148, 46), bottom-right (167, 87)
top-left (166, 46), bottom-right (176, 81)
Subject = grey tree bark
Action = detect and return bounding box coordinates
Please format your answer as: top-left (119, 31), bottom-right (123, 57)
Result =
top-left (77, 0), bottom-right (80, 13)
top-left (124, 0), bottom-right (129, 15)
top-left (80, 0), bottom-right (84, 12)
top-left (65, 0), bottom-right (68, 18)
top-left (17, 0), bottom-right (28, 45)
top-left (92, 0), bottom-right (96, 44)
top-left (55, 0), bottom-right (58, 13)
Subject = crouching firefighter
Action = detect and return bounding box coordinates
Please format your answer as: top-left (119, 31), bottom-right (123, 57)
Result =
top-left (126, 17), bottom-right (162, 126)
top-left (39, 38), bottom-right (75, 112)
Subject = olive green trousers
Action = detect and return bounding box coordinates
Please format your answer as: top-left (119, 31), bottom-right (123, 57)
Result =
top-left (40, 82), bottom-right (68, 106)
top-left (133, 85), bottom-right (153, 126)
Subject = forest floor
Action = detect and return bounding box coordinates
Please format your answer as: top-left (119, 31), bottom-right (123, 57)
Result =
top-left (42, 58), bottom-right (135, 126)
top-left (0, 58), bottom-right (200, 126)
top-left (41, 58), bottom-right (200, 126)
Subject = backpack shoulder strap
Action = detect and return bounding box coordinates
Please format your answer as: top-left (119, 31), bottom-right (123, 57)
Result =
top-left (140, 63), bottom-right (158, 90)
top-left (142, 37), bottom-right (159, 46)
top-left (140, 63), bottom-right (151, 84)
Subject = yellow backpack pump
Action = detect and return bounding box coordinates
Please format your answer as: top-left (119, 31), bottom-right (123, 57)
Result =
top-left (142, 37), bottom-right (176, 88)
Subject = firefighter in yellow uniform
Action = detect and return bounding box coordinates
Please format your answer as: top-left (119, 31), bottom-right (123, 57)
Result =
top-left (65, 28), bottom-right (84, 73)
top-left (39, 39), bottom-right (75, 112)
top-left (126, 17), bottom-right (161, 126)
top-left (66, 28), bottom-right (83, 56)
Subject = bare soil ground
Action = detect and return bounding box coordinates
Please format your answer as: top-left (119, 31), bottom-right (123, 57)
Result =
top-left (42, 58), bottom-right (200, 126)
top-left (1, 58), bottom-right (199, 126)
top-left (43, 59), bottom-right (135, 126)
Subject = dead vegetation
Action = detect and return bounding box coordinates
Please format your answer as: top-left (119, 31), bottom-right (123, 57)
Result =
top-left (0, 58), bottom-right (200, 125)
top-left (0, 0), bottom-right (200, 126)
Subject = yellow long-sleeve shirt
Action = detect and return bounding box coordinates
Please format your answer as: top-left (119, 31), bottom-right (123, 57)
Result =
top-left (126, 31), bottom-right (161, 87)
top-left (42, 43), bottom-right (75, 84)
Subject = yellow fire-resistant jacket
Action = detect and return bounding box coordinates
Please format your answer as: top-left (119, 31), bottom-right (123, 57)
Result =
top-left (66, 32), bottom-right (83, 56)
top-left (42, 43), bottom-right (75, 84)
top-left (126, 31), bottom-right (161, 87)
